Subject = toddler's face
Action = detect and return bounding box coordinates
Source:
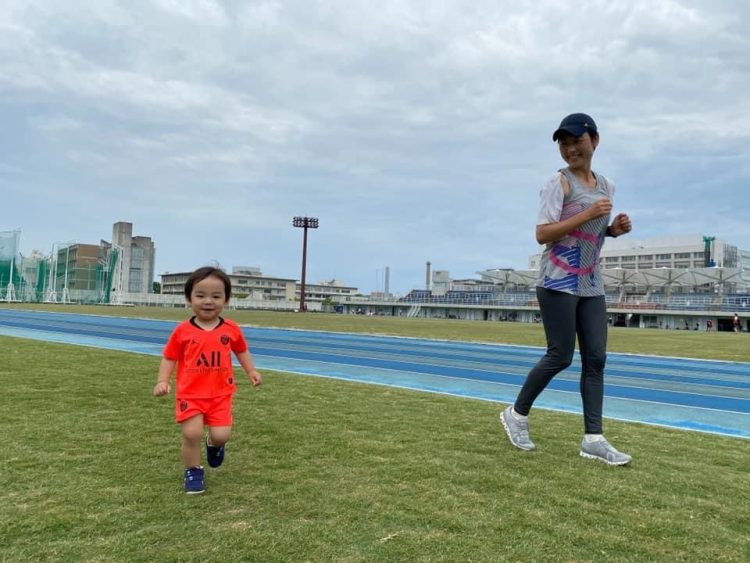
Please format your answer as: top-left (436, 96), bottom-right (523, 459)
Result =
top-left (188, 275), bottom-right (227, 323)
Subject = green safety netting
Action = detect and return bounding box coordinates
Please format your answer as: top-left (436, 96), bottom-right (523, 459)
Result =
top-left (0, 230), bottom-right (21, 299)
top-left (1, 231), bottom-right (121, 304)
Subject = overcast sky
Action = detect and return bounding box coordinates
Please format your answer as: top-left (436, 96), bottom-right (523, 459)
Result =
top-left (2, 1), bottom-right (749, 294)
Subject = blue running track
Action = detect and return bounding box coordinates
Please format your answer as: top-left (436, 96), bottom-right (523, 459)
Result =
top-left (1, 308), bottom-right (749, 439)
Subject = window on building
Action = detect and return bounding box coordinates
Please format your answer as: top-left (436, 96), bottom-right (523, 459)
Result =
top-left (131, 247), bottom-right (144, 268)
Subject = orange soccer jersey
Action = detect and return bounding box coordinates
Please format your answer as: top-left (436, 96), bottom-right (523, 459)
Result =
top-left (163, 317), bottom-right (248, 399)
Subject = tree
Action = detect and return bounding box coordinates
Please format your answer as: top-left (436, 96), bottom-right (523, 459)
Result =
top-left (152, 282), bottom-right (161, 294)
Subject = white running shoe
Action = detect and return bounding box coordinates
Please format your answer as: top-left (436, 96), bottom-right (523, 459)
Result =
top-left (580, 438), bottom-right (632, 466)
top-left (500, 406), bottom-right (536, 451)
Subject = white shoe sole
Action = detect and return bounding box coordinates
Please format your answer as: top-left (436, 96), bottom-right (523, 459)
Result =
top-left (579, 451), bottom-right (631, 466)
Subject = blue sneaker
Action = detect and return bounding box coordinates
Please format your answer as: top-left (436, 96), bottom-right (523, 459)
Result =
top-left (184, 466), bottom-right (205, 494)
top-left (206, 436), bottom-right (225, 468)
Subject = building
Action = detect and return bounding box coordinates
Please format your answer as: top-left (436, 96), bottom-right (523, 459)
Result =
top-left (330, 235), bottom-right (750, 330)
top-left (161, 267), bottom-right (297, 302)
top-left (528, 234), bottom-right (750, 295)
top-left (162, 267), bottom-right (358, 307)
top-left (111, 221), bottom-right (156, 294)
top-left (55, 243), bottom-right (101, 293)
top-left (599, 234), bottom-right (740, 269)
top-left (529, 234), bottom-right (739, 270)
top-left (1, 222), bottom-right (155, 304)
top-left (297, 279), bottom-right (358, 305)
top-left (47, 239), bottom-right (131, 303)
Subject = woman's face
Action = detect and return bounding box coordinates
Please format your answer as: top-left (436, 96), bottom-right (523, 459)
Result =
top-left (557, 132), bottom-right (598, 169)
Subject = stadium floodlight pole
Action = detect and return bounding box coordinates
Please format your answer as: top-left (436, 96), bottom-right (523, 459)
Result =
top-left (292, 216), bottom-right (319, 312)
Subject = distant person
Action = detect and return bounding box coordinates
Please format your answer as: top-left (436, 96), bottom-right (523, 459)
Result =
top-left (706, 319), bottom-right (713, 332)
top-left (733, 313), bottom-right (741, 333)
top-left (153, 266), bottom-right (263, 494)
top-left (500, 113), bottom-right (633, 465)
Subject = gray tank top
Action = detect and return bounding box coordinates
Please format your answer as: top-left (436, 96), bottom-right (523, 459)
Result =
top-left (536, 168), bottom-right (612, 296)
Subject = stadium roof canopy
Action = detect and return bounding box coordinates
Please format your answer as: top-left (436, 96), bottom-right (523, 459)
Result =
top-left (599, 267), bottom-right (746, 290)
top-left (478, 267), bottom-right (750, 292)
top-left (477, 269), bottom-right (538, 287)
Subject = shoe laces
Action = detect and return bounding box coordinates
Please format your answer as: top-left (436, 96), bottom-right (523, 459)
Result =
top-left (600, 440), bottom-right (618, 453)
top-left (516, 419), bottom-right (530, 440)
top-left (186, 469), bottom-right (203, 480)
top-left (598, 440), bottom-right (628, 460)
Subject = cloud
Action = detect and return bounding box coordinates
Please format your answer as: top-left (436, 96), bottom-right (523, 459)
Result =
top-left (1, 0), bottom-right (750, 293)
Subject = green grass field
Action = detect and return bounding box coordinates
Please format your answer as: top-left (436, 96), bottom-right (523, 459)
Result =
top-left (1, 305), bottom-right (749, 561)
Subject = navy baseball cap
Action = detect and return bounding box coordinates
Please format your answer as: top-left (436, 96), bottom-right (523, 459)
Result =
top-left (552, 113), bottom-right (598, 141)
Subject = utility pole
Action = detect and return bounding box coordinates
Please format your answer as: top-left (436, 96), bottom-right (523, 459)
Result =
top-left (292, 216), bottom-right (319, 312)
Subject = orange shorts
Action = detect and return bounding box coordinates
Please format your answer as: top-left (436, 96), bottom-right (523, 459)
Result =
top-left (175, 395), bottom-right (234, 426)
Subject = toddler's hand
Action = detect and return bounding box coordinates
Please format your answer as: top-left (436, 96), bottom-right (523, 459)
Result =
top-left (249, 370), bottom-right (263, 387)
top-left (153, 381), bottom-right (171, 396)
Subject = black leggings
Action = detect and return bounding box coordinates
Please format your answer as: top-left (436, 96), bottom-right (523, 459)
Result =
top-left (513, 287), bottom-right (607, 434)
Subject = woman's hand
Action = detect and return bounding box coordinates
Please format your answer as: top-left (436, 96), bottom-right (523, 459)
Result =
top-left (588, 197), bottom-right (613, 219)
top-left (610, 213), bottom-right (632, 236)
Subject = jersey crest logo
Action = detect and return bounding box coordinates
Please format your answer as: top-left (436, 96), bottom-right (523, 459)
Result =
top-left (221, 335), bottom-right (230, 345)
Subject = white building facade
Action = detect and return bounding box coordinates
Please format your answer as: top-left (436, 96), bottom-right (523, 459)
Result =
top-left (297, 279), bottom-right (358, 304)
top-left (529, 234), bottom-right (741, 272)
top-left (161, 268), bottom-right (297, 302)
